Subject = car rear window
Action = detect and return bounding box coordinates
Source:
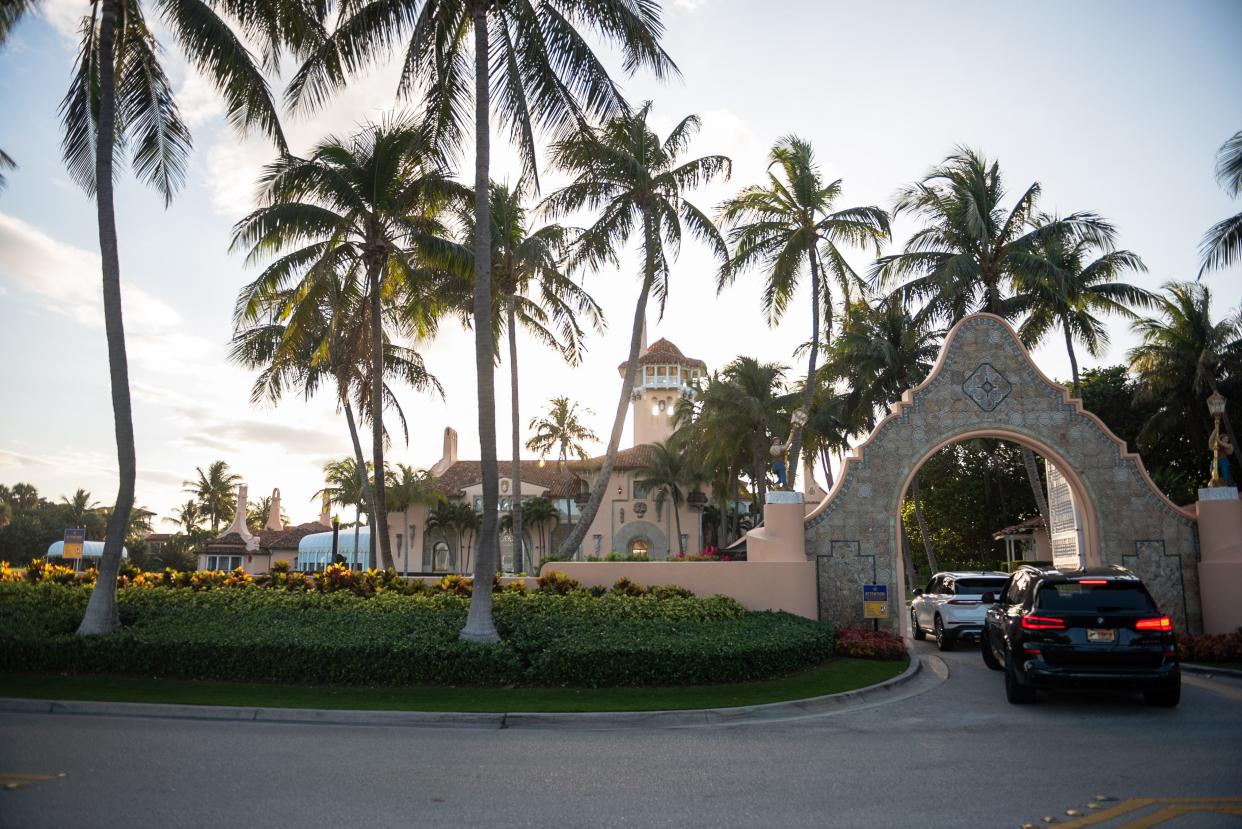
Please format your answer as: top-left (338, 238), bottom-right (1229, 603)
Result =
top-left (1035, 582), bottom-right (1157, 612)
top-left (954, 578), bottom-right (1007, 595)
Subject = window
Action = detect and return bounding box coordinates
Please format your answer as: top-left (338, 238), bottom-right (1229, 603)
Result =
top-left (593, 534), bottom-right (602, 556)
top-left (954, 578), bottom-right (1008, 595)
top-left (205, 555), bottom-right (242, 571)
top-left (1036, 582), bottom-right (1156, 613)
top-left (633, 480), bottom-right (652, 499)
top-left (656, 366), bottom-right (666, 377)
top-left (629, 537), bottom-right (649, 557)
top-left (432, 541), bottom-right (452, 572)
top-left (645, 366), bottom-right (654, 379)
top-left (1005, 573), bottom-right (1027, 605)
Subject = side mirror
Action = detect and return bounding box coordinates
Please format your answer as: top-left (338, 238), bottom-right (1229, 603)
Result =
top-left (981, 592), bottom-right (996, 604)
top-left (912, 588), bottom-right (923, 597)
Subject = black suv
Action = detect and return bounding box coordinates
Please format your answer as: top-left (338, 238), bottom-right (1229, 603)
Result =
top-left (980, 565), bottom-right (1180, 706)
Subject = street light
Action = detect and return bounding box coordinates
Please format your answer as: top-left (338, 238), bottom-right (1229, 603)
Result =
top-left (1207, 391), bottom-right (1229, 487)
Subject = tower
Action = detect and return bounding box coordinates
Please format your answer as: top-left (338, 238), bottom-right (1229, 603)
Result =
top-left (618, 336), bottom-right (707, 446)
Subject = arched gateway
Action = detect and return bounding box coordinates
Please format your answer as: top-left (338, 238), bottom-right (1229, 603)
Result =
top-left (806, 314), bottom-right (1201, 633)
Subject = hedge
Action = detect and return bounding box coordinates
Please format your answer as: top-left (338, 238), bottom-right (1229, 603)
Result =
top-left (0, 581), bottom-right (836, 688)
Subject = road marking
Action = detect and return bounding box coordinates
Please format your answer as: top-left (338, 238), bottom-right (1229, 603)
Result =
top-left (1115, 804), bottom-right (1242, 828)
top-left (1055, 797), bottom-right (1242, 828)
top-left (1184, 673), bottom-right (1242, 702)
top-left (0, 773), bottom-right (63, 791)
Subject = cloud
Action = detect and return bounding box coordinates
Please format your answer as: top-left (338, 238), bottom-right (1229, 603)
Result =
top-left (181, 418), bottom-right (348, 458)
top-left (39, 0), bottom-right (83, 39)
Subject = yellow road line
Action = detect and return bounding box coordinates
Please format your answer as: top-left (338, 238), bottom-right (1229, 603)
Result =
top-left (1058, 799), bottom-right (1154, 827)
top-left (1183, 674), bottom-right (1242, 701)
top-left (1117, 804), bottom-right (1242, 829)
top-left (0, 773), bottom-right (61, 791)
top-left (1055, 797), bottom-right (1242, 828)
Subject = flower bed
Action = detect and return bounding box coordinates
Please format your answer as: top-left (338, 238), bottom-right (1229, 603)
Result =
top-left (1178, 632), bottom-right (1242, 664)
top-left (833, 627), bottom-right (907, 660)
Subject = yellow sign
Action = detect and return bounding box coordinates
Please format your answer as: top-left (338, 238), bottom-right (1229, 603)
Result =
top-left (864, 601), bottom-right (888, 619)
top-left (63, 528), bottom-right (86, 560)
top-left (863, 584), bottom-right (889, 618)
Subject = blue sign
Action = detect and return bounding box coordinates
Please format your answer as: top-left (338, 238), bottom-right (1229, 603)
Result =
top-left (863, 584), bottom-right (888, 602)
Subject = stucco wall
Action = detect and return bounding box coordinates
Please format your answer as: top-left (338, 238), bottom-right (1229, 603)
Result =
top-left (806, 314), bottom-right (1201, 633)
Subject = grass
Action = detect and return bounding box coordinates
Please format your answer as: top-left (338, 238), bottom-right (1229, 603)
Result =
top-left (0, 658), bottom-right (907, 713)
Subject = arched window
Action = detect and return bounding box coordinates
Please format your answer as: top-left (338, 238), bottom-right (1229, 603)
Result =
top-left (432, 541), bottom-right (452, 572)
top-left (629, 537), bottom-right (650, 558)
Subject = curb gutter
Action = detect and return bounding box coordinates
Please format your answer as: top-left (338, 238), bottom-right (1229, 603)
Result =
top-left (0, 656), bottom-right (929, 732)
top-left (1182, 662), bottom-right (1242, 679)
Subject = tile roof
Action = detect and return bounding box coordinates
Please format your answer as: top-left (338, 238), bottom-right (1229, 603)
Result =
top-left (618, 337), bottom-right (707, 374)
top-left (568, 443), bottom-right (656, 472)
top-left (432, 460), bottom-right (580, 498)
top-left (264, 521), bottom-right (329, 550)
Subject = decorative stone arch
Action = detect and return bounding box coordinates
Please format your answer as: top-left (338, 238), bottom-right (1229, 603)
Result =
top-left (612, 520), bottom-right (669, 560)
top-left (806, 314), bottom-right (1201, 632)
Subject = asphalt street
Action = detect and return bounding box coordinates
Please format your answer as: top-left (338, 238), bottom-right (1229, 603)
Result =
top-left (2, 641), bottom-right (1241, 829)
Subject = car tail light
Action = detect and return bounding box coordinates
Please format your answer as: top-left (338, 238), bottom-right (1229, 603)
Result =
top-left (1021, 615), bottom-right (1067, 630)
top-left (1023, 647), bottom-right (1042, 656)
top-left (1135, 616), bottom-right (1173, 631)
top-left (1078, 579), bottom-right (1108, 585)
top-left (947, 599), bottom-right (979, 605)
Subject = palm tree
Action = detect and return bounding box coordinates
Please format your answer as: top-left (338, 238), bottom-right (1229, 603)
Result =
top-left (0, 500), bottom-right (10, 531)
top-left (184, 461), bottom-right (242, 534)
top-left (1, 0), bottom-right (320, 636)
top-left (526, 397), bottom-right (600, 469)
top-left (232, 118), bottom-right (459, 572)
top-left (316, 458), bottom-right (371, 569)
top-left (636, 439), bottom-right (693, 555)
top-left (425, 501), bottom-right (458, 572)
top-left (456, 179), bottom-right (604, 578)
top-left (717, 136), bottom-right (890, 488)
top-left (543, 103), bottom-right (730, 559)
top-left (60, 489), bottom-right (101, 527)
top-left (288, 0), bottom-right (676, 645)
top-left (1012, 220), bottom-right (1152, 398)
top-left (873, 147), bottom-right (1115, 527)
top-left (9, 483), bottom-right (42, 511)
top-left (247, 495), bottom-right (288, 532)
top-left (171, 500), bottom-right (203, 534)
top-left (386, 463), bottom-right (444, 574)
top-left (0, 148), bottom-right (14, 190)
top-left (1128, 281), bottom-right (1242, 482)
top-left (516, 496), bottom-right (556, 569)
top-left (449, 503), bottom-right (481, 575)
top-left (1201, 130), bottom-right (1242, 275)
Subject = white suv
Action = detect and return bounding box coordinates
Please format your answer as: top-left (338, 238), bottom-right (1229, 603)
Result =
top-left (911, 571), bottom-right (1010, 651)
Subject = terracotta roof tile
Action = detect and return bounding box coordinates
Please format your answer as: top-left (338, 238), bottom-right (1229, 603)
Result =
top-left (618, 337), bottom-right (706, 374)
top-left (432, 460), bottom-right (579, 498)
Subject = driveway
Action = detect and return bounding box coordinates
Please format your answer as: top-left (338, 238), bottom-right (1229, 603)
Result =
top-left (2, 643), bottom-right (1240, 828)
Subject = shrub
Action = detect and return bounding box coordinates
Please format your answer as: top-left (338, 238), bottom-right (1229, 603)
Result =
top-left (649, 584), bottom-right (694, 600)
top-left (611, 577), bottom-right (646, 597)
top-left (834, 627), bottom-right (907, 660)
top-left (1179, 632), bottom-right (1242, 664)
top-left (0, 580), bottom-right (828, 688)
top-left (536, 571), bottom-right (578, 595)
top-left (435, 574), bottom-right (473, 597)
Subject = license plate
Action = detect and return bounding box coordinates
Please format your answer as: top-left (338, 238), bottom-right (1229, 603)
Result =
top-left (1087, 628), bottom-right (1115, 643)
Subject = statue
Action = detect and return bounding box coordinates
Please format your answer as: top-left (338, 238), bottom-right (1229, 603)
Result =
top-left (769, 408), bottom-right (810, 491)
top-left (1209, 421), bottom-right (1235, 486)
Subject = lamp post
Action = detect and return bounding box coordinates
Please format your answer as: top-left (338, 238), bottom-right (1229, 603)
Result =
top-left (1207, 391), bottom-right (1229, 487)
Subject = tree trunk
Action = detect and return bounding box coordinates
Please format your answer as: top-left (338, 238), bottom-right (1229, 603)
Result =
top-left (342, 396), bottom-right (377, 563)
top-left (366, 259), bottom-right (393, 571)
top-left (820, 447), bottom-right (834, 491)
top-left (1022, 447), bottom-right (1050, 528)
top-left (78, 0), bottom-right (130, 636)
top-left (786, 247), bottom-right (821, 491)
top-left (507, 294), bottom-right (524, 573)
top-left (1063, 318), bottom-right (1081, 399)
top-left (353, 507), bottom-right (360, 570)
top-left (672, 495), bottom-right (683, 554)
top-left (461, 5), bottom-right (500, 643)
top-left (911, 475), bottom-right (938, 573)
top-left (556, 220), bottom-right (654, 558)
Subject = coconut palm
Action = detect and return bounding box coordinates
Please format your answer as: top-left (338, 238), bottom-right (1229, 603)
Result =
top-left (8, 483), bottom-right (41, 511)
top-left (455, 180), bottom-right (604, 579)
top-left (247, 495), bottom-right (288, 532)
top-left (543, 103), bottom-right (730, 559)
top-left (60, 489), bottom-right (101, 527)
top-left (873, 147), bottom-right (1116, 525)
top-left (184, 461), bottom-right (242, 533)
top-left (1128, 281), bottom-right (1242, 481)
top-left (1201, 130), bottom-right (1242, 275)
top-left (0, 500), bottom-right (10, 531)
top-left (515, 495), bottom-right (556, 568)
top-left (171, 500), bottom-right (203, 534)
top-left (526, 396), bottom-right (599, 468)
top-left (1, 0), bottom-right (321, 635)
top-left (1011, 221), bottom-right (1152, 398)
top-left (316, 458), bottom-right (371, 568)
top-left (0, 148), bottom-right (14, 190)
top-left (717, 136), bottom-right (890, 488)
top-left (232, 118), bottom-right (460, 571)
top-left (635, 439), bottom-right (693, 555)
top-left (288, 0), bottom-right (676, 645)
top-left (386, 463), bottom-right (443, 574)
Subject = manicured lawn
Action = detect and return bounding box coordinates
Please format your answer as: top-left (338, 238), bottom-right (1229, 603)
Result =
top-left (0, 657), bottom-right (907, 713)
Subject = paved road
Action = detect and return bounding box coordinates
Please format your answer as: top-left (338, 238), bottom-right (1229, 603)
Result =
top-left (2, 642), bottom-right (1241, 829)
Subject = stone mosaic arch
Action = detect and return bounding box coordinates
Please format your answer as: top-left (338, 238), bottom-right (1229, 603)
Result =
top-left (805, 314), bottom-right (1201, 633)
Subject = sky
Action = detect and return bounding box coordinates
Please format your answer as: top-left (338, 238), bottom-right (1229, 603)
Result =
top-left (1, 0), bottom-right (1239, 530)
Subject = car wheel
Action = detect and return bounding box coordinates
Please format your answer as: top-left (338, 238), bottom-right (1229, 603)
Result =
top-left (934, 616), bottom-right (954, 652)
top-left (981, 632), bottom-right (1002, 671)
top-left (911, 609), bottom-right (926, 641)
top-left (1144, 682), bottom-right (1181, 708)
top-left (1005, 658), bottom-right (1036, 704)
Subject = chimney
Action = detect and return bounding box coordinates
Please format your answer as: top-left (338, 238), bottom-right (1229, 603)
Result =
top-left (431, 426), bottom-right (458, 476)
top-left (221, 483), bottom-right (259, 551)
top-left (320, 492), bottom-right (332, 527)
top-left (265, 488), bottom-right (284, 531)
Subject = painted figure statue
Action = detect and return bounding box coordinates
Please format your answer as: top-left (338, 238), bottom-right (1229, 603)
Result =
top-left (1209, 422), bottom-right (1235, 486)
top-left (770, 437), bottom-right (789, 489)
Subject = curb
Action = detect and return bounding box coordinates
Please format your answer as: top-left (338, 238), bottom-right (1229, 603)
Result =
top-left (0, 656), bottom-right (931, 732)
top-left (1182, 663), bottom-right (1242, 679)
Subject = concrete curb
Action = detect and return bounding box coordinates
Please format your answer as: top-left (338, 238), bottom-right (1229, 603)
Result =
top-left (1182, 662), bottom-right (1242, 679)
top-left (0, 656), bottom-right (931, 732)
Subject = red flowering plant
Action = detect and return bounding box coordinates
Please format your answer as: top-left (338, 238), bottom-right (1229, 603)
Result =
top-left (835, 627), bottom-right (907, 660)
top-left (1178, 633), bottom-right (1242, 664)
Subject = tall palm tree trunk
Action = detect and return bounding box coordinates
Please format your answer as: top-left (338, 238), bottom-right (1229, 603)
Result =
top-left (556, 248), bottom-right (653, 558)
top-left (672, 496), bottom-right (683, 554)
top-left (366, 259), bottom-right (393, 571)
top-left (79, 0), bottom-right (131, 636)
top-left (462, 6), bottom-right (500, 642)
top-left (911, 475), bottom-right (938, 574)
top-left (786, 249), bottom-right (821, 491)
top-left (507, 295), bottom-right (525, 573)
top-left (1022, 448), bottom-right (1050, 527)
top-left (1062, 317), bottom-right (1082, 399)
top-left (342, 396), bottom-right (376, 552)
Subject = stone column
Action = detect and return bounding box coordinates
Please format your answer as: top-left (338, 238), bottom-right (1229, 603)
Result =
top-left (1197, 487), bottom-right (1242, 635)
top-left (745, 491), bottom-right (807, 563)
